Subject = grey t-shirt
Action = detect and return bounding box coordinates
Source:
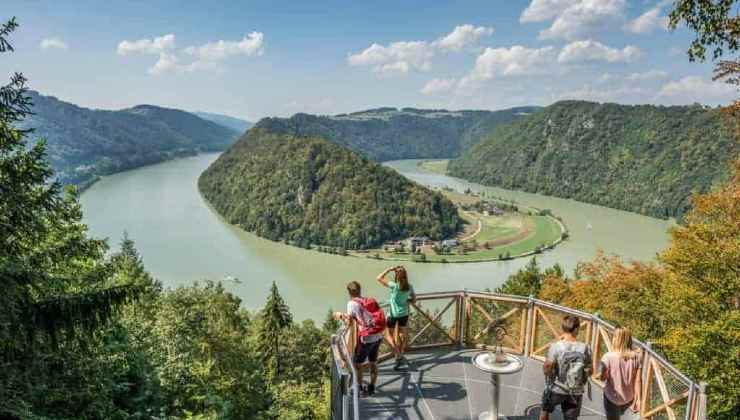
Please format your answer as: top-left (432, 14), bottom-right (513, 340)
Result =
top-left (546, 339), bottom-right (592, 395)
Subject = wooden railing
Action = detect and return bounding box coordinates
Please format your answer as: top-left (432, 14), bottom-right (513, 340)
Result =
top-left (330, 290), bottom-right (706, 420)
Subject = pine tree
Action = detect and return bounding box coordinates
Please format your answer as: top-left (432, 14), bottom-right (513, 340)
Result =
top-left (258, 282), bottom-right (293, 381)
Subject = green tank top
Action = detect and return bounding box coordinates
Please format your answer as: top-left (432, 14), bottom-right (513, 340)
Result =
top-left (388, 281), bottom-right (414, 318)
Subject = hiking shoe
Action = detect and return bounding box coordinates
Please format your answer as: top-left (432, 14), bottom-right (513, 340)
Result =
top-left (367, 383), bottom-right (375, 396)
top-left (393, 358), bottom-right (403, 370)
top-left (360, 384), bottom-right (369, 397)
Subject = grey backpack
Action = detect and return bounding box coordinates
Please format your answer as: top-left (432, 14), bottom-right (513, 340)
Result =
top-left (554, 342), bottom-right (589, 394)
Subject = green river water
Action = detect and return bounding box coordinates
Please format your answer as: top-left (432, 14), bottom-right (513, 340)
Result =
top-left (80, 154), bottom-right (672, 321)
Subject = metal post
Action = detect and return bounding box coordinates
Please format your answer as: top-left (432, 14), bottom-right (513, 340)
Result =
top-left (490, 373), bottom-right (499, 420)
top-left (523, 296), bottom-right (535, 356)
top-left (696, 382), bottom-right (707, 420)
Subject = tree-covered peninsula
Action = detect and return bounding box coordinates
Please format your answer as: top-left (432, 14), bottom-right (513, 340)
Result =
top-left (448, 100), bottom-right (738, 219)
top-left (198, 128), bottom-right (463, 249)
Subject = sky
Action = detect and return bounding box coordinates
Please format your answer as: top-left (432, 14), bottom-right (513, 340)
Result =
top-left (2, 0), bottom-right (736, 121)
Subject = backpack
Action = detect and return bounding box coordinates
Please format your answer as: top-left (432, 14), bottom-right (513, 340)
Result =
top-left (553, 343), bottom-right (589, 394)
top-left (352, 297), bottom-right (386, 338)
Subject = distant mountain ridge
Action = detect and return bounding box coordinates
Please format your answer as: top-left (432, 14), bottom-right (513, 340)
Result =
top-left (20, 91), bottom-right (240, 187)
top-left (252, 106), bottom-right (540, 161)
top-left (194, 111), bottom-right (252, 134)
top-left (448, 100), bottom-right (738, 219)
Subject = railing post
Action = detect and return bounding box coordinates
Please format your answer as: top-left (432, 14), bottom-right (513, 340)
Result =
top-left (696, 382), bottom-right (707, 420)
top-left (461, 290), bottom-right (470, 347)
top-left (685, 382), bottom-right (696, 420)
top-left (590, 312), bottom-right (600, 377)
top-left (523, 296), bottom-right (535, 357)
top-left (456, 292), bottom-right (464, 346)
top-left (641, 341), bottom-right (653, 419)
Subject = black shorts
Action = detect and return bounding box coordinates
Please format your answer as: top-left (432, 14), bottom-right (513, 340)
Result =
top-left (604, 397), bottom-right (632, 420)
top-left (542, 392), bottom-right (582, 420)
top-left (387, 315), bottom-right (409, 328)
top-left (354, 340), bottom-right (381, 364)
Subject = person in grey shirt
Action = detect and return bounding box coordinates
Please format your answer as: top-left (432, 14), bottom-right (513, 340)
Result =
top-left (540, 315), bottom-right (592, 420)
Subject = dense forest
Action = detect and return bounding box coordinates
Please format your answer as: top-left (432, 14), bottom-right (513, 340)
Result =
top-left (18, 91), bottom-right (241, 186)
top-left (199, 128), bottom-right (462, 249)
top-left (253, 106), bottom-right (538, 162)
top-left (448, 100), bottom-right (738, 219)
top-left (194, 111), bottom-right (253, 134)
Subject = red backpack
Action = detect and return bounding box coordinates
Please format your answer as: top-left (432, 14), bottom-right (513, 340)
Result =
top-left (352, 297), bottom-right (386, 338)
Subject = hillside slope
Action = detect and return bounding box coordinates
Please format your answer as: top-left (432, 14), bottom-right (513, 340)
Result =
top-left (198, 128), bottom-right (462, 249)
top-left (448, 101), bottom-right (738, 219)
top-left (20, 91), bottom-right (240, 186)
top-left (252, 106), bottom-right (538, 162)
top-left (194, 111), bottom-right (252, 134)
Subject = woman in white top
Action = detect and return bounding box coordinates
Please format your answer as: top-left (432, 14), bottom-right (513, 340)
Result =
top-left (598, 327), bottom-right (642, 420)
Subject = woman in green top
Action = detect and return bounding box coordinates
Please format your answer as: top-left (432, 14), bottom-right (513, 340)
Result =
top-left (377, 265), bottom-right (415, 369)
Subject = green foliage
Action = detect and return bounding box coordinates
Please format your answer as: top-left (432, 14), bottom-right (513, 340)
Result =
top-left (253, 106), bottom-right (538, 161)
top-left (668, 0), bottom-right (740, 61)
top-left (18, 91), bottom-right (240, 186)
top-left (495, 257), bottom-right (563, 297)
top-left (0, 20), bottom-right (143, 417)
top-left (199, 129), bottom-right (462, 249)
top-left (449, 101), bottom-right (738, 219)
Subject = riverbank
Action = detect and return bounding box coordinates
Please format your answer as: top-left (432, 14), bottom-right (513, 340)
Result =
top-left (72, 148), bottom-right (224, 193)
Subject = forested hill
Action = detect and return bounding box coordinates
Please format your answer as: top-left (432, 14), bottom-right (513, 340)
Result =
top-left (199, 128), bottom-right (462, 249)
top-left (19, 91), bottom-right (240, 186)
top-left (448, 100), bottom-right (738, 219)
top-left (252, 106), bottom-right (539, 162)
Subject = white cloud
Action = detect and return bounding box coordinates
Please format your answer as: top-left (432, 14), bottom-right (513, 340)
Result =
top-left (465, 46), bottom-right (557, 82)
top-left (348, 41), bottom-right (434, 74)
top-left (433, 24), bottom-right (494, 51)
top-left (520, 0), bottom-right (578, 23)
top-left (558, 40), bottom-right (641, 63)
top-left (626, 69), bottom-right (668, 81)
top-left (40, 37), bottom-right (68, 50)
top-left (348, 24), bottom-right (493, 76)
top-left (657, 76), bottom-right (736, 104)
top-left (119, 32), bottom-right (264, 75)
top-left (421, 78), bottom-right (457, 95)
top-left (117, 34), bottom-right (175, 55)
top-left (624, 4), bottom-right (669, 34)
top-left (183, 32), bottom-right (264, 61)
top-left (521, 0), bottom-right (627, 40)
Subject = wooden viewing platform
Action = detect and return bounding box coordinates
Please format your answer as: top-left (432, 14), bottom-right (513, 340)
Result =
top-left (330, 291), bottom-right (707, 420)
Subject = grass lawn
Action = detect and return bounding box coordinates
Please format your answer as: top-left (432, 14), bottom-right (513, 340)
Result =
top-left (352, 188), bottom-right (565, 263)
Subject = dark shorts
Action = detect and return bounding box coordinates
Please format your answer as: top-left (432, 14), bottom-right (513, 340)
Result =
top-left (542, 392), bottom-right (582, 420)
top-left (387, 315), bottom-right (409, 328)
top-left (354, 340), bottom-right (381, 364)
top-left (604, 397), bottom-right (632, 420)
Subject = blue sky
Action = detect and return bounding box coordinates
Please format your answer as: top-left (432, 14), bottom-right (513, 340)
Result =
top-left (2, 0), bottom-right (735, 121)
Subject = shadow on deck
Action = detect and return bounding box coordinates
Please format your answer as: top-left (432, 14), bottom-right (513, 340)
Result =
top-left (359, 348), bottom-right (611, 420)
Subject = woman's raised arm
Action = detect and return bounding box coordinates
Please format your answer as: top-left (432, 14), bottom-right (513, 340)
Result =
top-left (376, 266), bottom-right (396, 287)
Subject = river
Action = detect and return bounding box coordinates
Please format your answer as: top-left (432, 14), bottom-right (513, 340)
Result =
top-left (80, 154), bottom-right (672, 321)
